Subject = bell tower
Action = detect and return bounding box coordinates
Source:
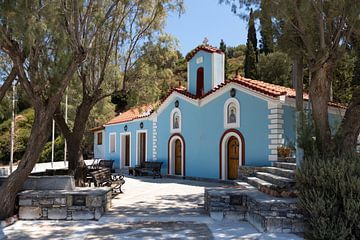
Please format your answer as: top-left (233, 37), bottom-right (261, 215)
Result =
top-left (186, 43), bottom-right (225, 97)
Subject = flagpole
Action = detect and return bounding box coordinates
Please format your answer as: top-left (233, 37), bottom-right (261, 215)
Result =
top-left (51, 119), bottom-right (55, 168)
top-left (9, 84), bottom-right (16, 174)
top-left (64, 91), bottom-right (68, 166)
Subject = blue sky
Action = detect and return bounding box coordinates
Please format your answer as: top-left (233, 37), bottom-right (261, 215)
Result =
top-left (165, 0), bottom-right (248, 55)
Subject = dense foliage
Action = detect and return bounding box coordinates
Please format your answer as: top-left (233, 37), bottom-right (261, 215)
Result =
top-left (297, 155), bottom-right (360, 239)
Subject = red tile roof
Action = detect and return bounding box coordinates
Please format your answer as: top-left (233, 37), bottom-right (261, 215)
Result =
top-left (94, 75), bottom-right (346, 128)
top-left (89, 125), bottom-right (105, 132)
top-left (160, 75), bottom-right (346, 109)
top-left (106, 104), bottom-right (154, 125)
top-left (185, 44), bottom-right (223, 61)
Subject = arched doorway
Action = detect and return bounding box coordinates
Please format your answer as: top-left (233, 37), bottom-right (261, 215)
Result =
top-left (196, 67), bottom-right (204, 97)
top-left (168, 134), bottom-right (185, 176)
top-left (227, 136), bottom-right (239, 180)
top-left (175, 139), bottom-right (182, 175)
top-left (219, 129), bottom-right (245, 180)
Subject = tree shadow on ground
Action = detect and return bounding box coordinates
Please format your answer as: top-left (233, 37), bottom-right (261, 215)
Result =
top-left (123, 175), bottom-right (228, 188)
top-left (110, 193), bottom-right (205, 217)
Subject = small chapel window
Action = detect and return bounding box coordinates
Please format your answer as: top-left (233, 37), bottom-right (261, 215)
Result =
top-left (224, 99), bottom-right (240, 128)
top-left (227, 103), bottom-right (237, 124)
top-left (173, 112), bottom-right (180, 129)
top-left (170, 108), bottom-right (181, 133)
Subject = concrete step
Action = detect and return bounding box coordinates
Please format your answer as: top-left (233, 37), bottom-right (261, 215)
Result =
top-left (273, 162), bottom-right (297, 170)
top-left (261, 167), bottom-right (295, 179)
top-left (277, 157), bottom-right (296, 163)
top-left (255, 172), bottom-right (295, 188)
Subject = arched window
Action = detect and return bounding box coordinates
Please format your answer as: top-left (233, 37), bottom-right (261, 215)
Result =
top-left (170, 108), bottom-right (181, 133)
top-left (224, 98), bottom-right (240, 128)
top-left (196, 67), bottom-right (204, 97)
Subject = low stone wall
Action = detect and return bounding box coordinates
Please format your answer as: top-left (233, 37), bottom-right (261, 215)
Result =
top-left (204, 187), bottom-right (304, 233)
top-left (18, 188), bottom-right (112, 221)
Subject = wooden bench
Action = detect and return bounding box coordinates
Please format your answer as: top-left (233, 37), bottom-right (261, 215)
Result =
top-left (134, 161), bottom-right (163, 178)
top-left (88, 168), bottom-right (112, 187)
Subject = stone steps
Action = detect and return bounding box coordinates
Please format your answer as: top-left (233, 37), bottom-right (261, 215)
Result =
top-left (255, 172), bottom-right (295, 188)
top-left (261, 167), bottom-right (295, 179)
top-left (277, 157), bottom-right (296, 163)
top-left (205, 187), bottom-right (304, 233)
top-left (245, 176), bottom-right (297, 198)
top-left (273, 162), bottom-right (297, 170)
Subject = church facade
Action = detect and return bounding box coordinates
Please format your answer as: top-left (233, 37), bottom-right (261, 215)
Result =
top-left (92, 44), bottom-right (345, 180)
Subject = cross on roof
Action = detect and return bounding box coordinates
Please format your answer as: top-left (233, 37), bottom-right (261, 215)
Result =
top-left (202, 37), bottom-right (208, 45)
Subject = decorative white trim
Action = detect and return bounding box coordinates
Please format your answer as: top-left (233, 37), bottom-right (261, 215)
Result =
top-left (152, 121), bottom-right (158, 160)
top-left (170, 108), bottom-right (182, 133)
top-left (120, 132), bottom-right (131, 167)
top-left (221, 53), bottom-right (225, 83)
top-left (187, 62), bottom-right (190, 91)
top-left (196, 56), bottom-right (203, 64)
top-left (109, 132), bottom-right (116, 153)
top-left (221, 132), bottom-right (243, 180)
top-left (267, 103), bottom-right (285, 162)
top-left (136, 130), bottom-right (147, 165)
top-left (223, 98), bottom-right (240, 129)
top-left (211, 53), bottom-right (215, 90)
top-left (168, 136), bottom-right (185, 176)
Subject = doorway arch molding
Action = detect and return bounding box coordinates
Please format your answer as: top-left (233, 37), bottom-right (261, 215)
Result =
top-left (219, 129), bottom-right (245, 180)
top-left (168, 133), bottom-right (186, 176)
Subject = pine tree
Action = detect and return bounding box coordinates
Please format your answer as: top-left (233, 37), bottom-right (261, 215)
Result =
top-left (247, 8), bottom-right (258, 62)
top-left (259, 0), bottom-right (274, 55)
top-left (244, 41), bottom-right (257, 79)
top-left (219, 39), bottom-right (228, 79)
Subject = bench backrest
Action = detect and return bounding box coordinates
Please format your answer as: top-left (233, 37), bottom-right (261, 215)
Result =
top-left (98, 160), bottom-right (114, 170)
top-left (141, 161), bottom-right (162, 169)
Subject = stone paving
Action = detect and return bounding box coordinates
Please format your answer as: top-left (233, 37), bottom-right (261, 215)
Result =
top-left (1, 176), bottom-right (303, 239)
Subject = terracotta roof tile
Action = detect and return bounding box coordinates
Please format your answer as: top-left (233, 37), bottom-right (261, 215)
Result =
top-left (95, 75), bottom-right (346, 128)
top-left (89, 125), bottom-right (105, 132)
top-left (106, 104), bottom-right (154, 125)
top-left (185, 44), bottom-right (223, 61)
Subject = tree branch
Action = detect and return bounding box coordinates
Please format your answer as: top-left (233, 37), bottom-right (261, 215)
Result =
top-left (0, 66), bottom-right (17, 102)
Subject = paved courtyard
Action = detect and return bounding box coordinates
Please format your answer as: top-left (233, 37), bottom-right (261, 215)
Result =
top-left (1, 176), bottom-right (302, 239)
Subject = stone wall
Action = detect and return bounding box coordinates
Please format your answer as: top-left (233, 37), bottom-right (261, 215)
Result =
top-left (204, 187), bottom-right (304, 233)
top-left (18, 188), bottom-right (112, 221)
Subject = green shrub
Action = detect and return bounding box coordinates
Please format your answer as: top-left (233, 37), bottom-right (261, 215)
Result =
top-left (297, 155), bottom-right (360, 239)
top-left (39, 136), bottom-right (65, 163)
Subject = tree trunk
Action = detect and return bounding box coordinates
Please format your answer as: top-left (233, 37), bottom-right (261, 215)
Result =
top-left (309, 60), bottom-right (334, 155)
top-left (0, 107), bottom-right (52, 219)
top-left (55, 99), bottom-right (95, 186)
top-left (335, 38), bottom-right (360, 155)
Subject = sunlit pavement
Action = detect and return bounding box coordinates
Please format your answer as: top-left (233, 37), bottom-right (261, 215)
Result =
top-left (1, 176), bottom-right (302, 239)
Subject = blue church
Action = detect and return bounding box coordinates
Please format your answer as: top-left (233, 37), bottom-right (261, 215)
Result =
top-left (92, 44), bottom-right (345, 180)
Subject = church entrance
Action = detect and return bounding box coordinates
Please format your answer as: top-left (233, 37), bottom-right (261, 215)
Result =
top-left (227, 136), bottom-right (239, 180)
top-left (168, 134), bottom-right (185, 176)
top-left (175, 139), bottom-right (182, 175)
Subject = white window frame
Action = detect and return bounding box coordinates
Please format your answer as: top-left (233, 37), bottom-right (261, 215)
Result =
top-left (120, 132), bottom-right (132, 167)
top-left (170, 108), bottom-right (182, 133)
top-left (136, 130), bottom-right (148, 165)
top-left (109, 132), bottom-right (117, 153)
top-left (224, 98), bottom-right (240, 129)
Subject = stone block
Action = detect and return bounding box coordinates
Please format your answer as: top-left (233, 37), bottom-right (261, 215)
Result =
top-left (94, 207), bottom-right (104, 220)
top-left (54, 198), bottom-right (66, 205)
top-left (224, 211), bottom-right (245, 221)
top-left (19, 198), bottom-right (32, 206)
top-left (265, 217), bottom-right (284, 233)
top-left (71, 210), bottom-right (94, 220)
top-left (19, 207), bottom-right (42, 220)
top-left (66, 195), bottom-right (73, 206)
top-left (39, 198), bottom-right (54, 205)
top-left (48, 208), bottom-right (67, 220)
top-left (210, 212), bottom-right (223, 221)
top-left (86, 196), bottom-right (103, 207)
